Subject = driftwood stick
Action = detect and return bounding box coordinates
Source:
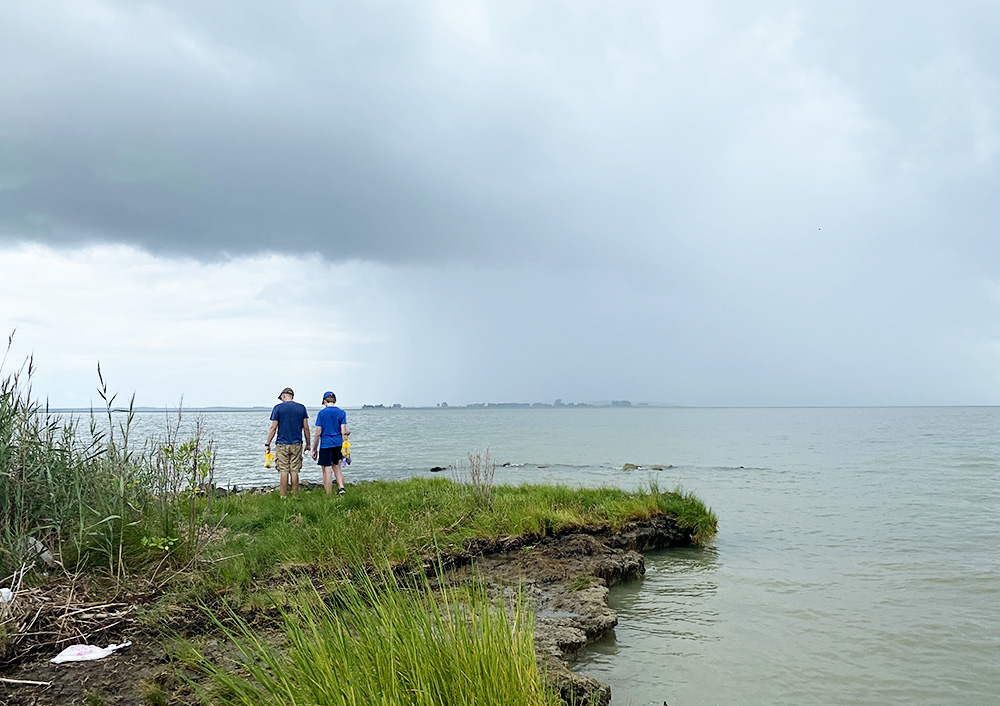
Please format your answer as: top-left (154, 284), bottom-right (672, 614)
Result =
top-left (0, 676), bottom-right (52, 686)
top-left (56, 603), bottom-right (129, 619)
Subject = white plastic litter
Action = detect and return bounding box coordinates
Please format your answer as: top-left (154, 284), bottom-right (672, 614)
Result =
top-left (0, 588), bottom-right (12, 603)
top-left (25, 536), bottom-right (55, 567)
top-left (50, 641), bottom-right (132, 664)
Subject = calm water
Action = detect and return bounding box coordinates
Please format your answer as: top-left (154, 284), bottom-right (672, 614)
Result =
top-left (120, 406), bottom-right (1000, 705)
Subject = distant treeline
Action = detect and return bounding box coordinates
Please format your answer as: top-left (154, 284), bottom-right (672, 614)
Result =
top-left (362, 400), bottom-right (646, 409)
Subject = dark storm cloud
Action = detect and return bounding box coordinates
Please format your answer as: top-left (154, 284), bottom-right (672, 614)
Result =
top-left (4, 0), bottom-right (1000, 407)
top-left (0, 0), bottom-right (644, 261)
top-left (1, 0), bottom-right (999, 269)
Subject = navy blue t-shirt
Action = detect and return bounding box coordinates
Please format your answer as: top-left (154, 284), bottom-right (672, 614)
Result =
top-left (315, 405), bottom-right (347, 449)
top-left (270, 401), bottom-right (309, 445)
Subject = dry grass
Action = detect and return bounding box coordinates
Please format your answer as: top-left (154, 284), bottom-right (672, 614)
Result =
top-left (0, 568), bottom-right (135, 664)
top-left (454, 447), bottom-right (497, 507)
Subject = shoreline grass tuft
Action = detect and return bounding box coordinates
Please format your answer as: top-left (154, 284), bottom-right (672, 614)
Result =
top-left (189, 569), bottom-right (566, 706)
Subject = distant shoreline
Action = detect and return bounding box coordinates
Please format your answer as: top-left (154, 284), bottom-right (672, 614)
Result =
top-left (53, 402), bottom-right (682, 413)
top-left (50, 403), bottom-right (994, 413)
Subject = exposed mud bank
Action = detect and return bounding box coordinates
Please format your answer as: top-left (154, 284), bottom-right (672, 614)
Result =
top-left (449, 514), bottom-right (695, 705)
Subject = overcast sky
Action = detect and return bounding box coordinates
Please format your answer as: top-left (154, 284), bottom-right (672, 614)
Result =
top-left (2, 1), bottom-right (999, 408)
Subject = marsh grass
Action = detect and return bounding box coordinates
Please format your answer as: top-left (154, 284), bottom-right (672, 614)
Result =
top-left (190, 569), bottom-right (565, 706)
top-left (200, 477), bottom-right (717, 605)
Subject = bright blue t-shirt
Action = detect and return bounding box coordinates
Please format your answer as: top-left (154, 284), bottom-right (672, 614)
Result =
top-left (315, 405), bottom-right (347, 449)
top-left (270, 401), bottom-right (309, 445)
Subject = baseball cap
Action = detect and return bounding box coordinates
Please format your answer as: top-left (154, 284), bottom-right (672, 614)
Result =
top-left (322, 391), bottom-right (336, 401)
top-left (278, 387), bottom-right (294, 399)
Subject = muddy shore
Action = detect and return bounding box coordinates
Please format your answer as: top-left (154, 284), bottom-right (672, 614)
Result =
top-left (1, 513), bottom-right (695, 706)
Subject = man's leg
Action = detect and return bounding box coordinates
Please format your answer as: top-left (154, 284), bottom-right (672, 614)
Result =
top-left (289, 443), bottom-right (303, 495)
top-left (276, 444), bottom-right (290, 497)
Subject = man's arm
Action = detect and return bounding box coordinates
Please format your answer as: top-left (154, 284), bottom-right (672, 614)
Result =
top-left (303, 418), bottom-right (311, 451)
top-left (266, 420), bottom-right (278, 447)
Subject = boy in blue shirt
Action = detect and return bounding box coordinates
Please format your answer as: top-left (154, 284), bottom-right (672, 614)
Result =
top-left (311, 391), bottom-right (350, 495)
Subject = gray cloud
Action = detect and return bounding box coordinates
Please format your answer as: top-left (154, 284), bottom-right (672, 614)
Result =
top-left (3, 1), bottom-right (1000, 406)
top-left (2, 1), bottom-right (996, 267)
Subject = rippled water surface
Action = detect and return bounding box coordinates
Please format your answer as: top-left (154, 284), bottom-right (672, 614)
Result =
top-left (120, 406), bottom-right (1000, 705)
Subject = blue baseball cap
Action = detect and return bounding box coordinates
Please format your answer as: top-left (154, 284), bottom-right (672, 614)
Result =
top-left (322, 391), bottom-right (336, 401)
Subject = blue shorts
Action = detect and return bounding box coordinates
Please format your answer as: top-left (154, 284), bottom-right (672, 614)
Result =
top-left (318, 446), bottom-right (343, 467)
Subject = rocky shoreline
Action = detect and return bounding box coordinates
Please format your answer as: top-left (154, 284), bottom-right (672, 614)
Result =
top-left (448, 514), bottom-right (695, 705)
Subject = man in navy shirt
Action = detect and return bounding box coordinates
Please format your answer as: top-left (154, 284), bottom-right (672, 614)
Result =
top-left (265, 387), bottom-right (310, 497)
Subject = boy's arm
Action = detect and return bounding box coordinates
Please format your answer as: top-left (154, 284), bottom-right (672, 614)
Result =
top-left (311, 424), bottom-right (321, 458)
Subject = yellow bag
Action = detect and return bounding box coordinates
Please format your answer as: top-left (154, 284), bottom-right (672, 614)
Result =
top-left (264, 450), bottom-right (274, 468)
top-left (341, 439), bottom-right (351, 465)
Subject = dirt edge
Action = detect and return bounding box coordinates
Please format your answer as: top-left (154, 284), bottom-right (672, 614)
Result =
top-left (448, 513), bottom-right (695, 705)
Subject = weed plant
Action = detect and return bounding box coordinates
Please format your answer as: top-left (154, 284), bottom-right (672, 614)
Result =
top-left (153, 410), bottom-right (219, 556)
top-left (191, 569), bottom-right (565, 706)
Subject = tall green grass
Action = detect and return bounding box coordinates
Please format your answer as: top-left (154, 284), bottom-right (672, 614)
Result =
top-left (191, 569), bottom-right (565, 706)
top-left (0, 346), bottom-right (155, 579)
top-left (0, 338), bottom-right (219, 581)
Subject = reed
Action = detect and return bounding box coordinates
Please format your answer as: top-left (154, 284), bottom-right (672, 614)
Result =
top-left (0, 335), bottom-right (220, 581)
top-left (0, 339), bottom-right (151, 579)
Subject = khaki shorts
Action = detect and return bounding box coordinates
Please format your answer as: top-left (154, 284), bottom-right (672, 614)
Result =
top-left (275, 443), bottom-right (303, 475)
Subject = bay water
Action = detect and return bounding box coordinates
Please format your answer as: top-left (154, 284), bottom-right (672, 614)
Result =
top-left (118, 406), bottom-right (999, 705)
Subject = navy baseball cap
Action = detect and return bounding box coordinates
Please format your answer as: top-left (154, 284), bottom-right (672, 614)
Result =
top-left (322, 391), bottom-right (335, 400)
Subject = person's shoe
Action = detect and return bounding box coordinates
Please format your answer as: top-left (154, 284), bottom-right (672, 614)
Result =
top-left (337, 488), bottom-right (346, 495)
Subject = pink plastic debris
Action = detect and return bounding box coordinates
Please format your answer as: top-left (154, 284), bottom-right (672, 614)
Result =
top-left (50, 641), bottom-right (132, 663)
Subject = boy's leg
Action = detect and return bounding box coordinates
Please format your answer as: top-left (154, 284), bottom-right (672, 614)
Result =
top-left (333, 461), bottom-right (345, 492)
top-left (321, 465), bottom-right (333, 494)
